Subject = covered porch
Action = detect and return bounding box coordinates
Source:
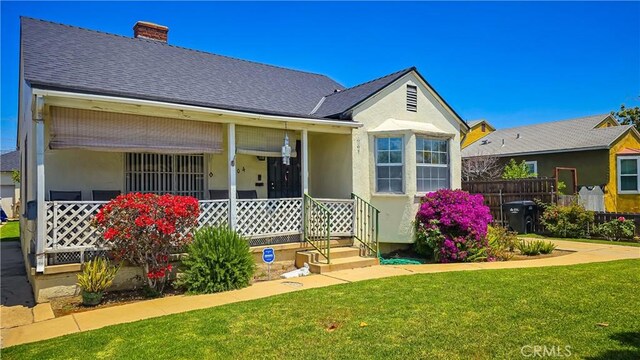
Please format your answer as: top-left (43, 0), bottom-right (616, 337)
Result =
top-left (28, 92), bottom-right (376, 270)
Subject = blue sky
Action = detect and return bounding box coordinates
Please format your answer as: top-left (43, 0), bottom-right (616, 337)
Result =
top-left (1, 1), bottom-right (639, 151)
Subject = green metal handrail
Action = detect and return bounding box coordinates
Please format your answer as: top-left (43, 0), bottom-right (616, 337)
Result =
top-left (351, 193), bottom-right (380, 258)
top-left (303, 194), bottom-right (332, 263)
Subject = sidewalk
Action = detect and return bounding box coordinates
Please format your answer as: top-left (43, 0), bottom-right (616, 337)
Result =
top-left (2, 239), bottom-right (638, 348)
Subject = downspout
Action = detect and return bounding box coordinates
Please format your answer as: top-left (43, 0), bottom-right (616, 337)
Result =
top-left (34, 94), bottom-right (46, 273)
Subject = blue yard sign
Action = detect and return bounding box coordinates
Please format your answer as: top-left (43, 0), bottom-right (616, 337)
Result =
top-left (262, 248), bottom-right (275, 264)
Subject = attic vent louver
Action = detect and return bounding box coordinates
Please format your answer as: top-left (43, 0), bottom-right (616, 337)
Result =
top-left (406, 85), bottom-right (417, 112)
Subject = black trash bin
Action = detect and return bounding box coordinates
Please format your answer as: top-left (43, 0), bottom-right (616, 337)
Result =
top-left (502, 200), bottom-right (538, 234)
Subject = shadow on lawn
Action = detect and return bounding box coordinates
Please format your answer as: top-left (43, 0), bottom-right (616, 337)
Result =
top-left (585, 331), bottom-right (640, 360)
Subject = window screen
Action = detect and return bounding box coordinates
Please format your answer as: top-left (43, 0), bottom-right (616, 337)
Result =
top-left (416, 137), bottom-right (449, 192)
top-left (376, 137), bottom-right (403, 193)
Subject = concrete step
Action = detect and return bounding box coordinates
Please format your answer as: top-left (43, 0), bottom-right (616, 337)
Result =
top-left (295, 246), bottom-right (361, 267)
top-left (308, 256), bottom-right (379, 274)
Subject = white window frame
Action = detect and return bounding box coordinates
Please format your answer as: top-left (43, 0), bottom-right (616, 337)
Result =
top-left (617, 155), bottom-right (640, 194)
top-left (525, 161), bottom-right (538, 175)
top-left (375, 136), bottom-right (405, 194)
top-left (416, 136), bottom-right (450, 193)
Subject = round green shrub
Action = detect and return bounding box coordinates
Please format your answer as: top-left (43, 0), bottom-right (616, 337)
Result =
top-left (180, 226), bottom-right (255, 294)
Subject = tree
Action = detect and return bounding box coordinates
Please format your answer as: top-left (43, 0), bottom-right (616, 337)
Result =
top-left (462, 155), bottom-right (503, 181)
top-left (611, 103), bottom-right (640, 131)
top-left (11, 170), bottom-right (20, 184)
top-left (502, 159), bottom-right (537, 179)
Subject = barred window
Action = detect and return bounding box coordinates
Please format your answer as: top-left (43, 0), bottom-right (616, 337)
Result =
top-left (125, 153), bottom-right (205, 199)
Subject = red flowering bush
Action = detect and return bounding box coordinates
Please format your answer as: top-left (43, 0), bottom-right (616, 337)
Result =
top-left (95, 193), bottom-right (199, 294)
top-left (415, 189), bottom-right (492, 262)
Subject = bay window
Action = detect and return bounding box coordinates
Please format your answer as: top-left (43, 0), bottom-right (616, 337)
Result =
top-left (375, 137), bottom-right (404, 193)
top-left (416, 137), bottom-right (449, 192)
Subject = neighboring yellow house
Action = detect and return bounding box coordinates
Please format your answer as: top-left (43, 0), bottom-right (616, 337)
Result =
top-left (608, 136), bottom-right (640, 212)
top-left (461, 119), bottom-right (495, 148)
top-left (462, 114), bottom-right (640, 213)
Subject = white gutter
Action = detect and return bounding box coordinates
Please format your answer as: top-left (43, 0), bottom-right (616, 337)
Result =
top-left (32, 88), bottom-right (363, 128)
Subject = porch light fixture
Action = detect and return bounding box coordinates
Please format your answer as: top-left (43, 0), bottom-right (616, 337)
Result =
top-left (281, 125), bottom-right (291, 165)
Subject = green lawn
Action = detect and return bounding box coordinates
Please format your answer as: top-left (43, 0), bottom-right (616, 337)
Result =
top-left (519, 233), bottom-right (640, 247)
top-left (3, 260), bottom-right (640, 360)
top-left (0, 221), bottom-right (19, 242)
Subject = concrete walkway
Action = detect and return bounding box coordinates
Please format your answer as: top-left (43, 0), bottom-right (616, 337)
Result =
top-left (2, 239), bottom-right (638, 348)
top-left (0, 241), bottom-right (56, 336)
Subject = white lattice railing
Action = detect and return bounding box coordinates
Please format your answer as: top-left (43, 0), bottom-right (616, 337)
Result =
top-left (198, 200), bottom-right (229, 229)
top-left (317, 199), bottom-right (355, 237)
top-left (45, 201), bottom-right (108, 252)
top-left (44, 197), bottom-right (354, 254)
top-left (236, 198), bottom-right (303, 238)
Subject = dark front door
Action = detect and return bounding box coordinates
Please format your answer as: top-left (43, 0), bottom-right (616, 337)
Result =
top-left (267, 140), bottom-right (301, 198)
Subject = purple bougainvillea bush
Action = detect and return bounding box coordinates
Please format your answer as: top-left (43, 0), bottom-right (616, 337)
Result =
top-left (414, 189), bottom-right (493, 263)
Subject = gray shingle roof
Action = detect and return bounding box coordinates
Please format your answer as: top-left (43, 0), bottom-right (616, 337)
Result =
top-left (462, 114), bottom-right (634, 157)
top-left (312, 68), bottom-right (414, 118)
top-left (21, 17), bottom-right (347, 119)
top-left (468, 119), bottom-right (486, 127)
top-left (0, 151), bottom-right (19, 172)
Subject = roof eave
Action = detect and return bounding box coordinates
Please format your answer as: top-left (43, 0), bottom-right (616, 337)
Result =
top-left (32, 88), bottom-right (364, 129)
top-left (462, 146), bottom-right (611, 158)
top-left (607, 126), bottom-right (640, 147)
top-left (339, 67), bottom-right (470, 131)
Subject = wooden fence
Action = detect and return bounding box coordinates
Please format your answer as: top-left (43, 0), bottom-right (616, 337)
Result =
top-left (463, 178), bottom-right (639, 237)
top-left (462, 178), bottom-right (555, 230)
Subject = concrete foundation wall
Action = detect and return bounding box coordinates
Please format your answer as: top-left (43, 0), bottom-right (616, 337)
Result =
top-left (29, 239), bottom-right (353, 302)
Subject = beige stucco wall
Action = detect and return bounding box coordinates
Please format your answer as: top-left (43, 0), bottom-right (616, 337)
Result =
top-left (308, 132), bottom-right (353, 198)
top-left (43, 120), bottom-right (124, 200)
top-left (350, 72), bottom-right (463, 244)
top-left (19, 82), bottom-right (35, 263)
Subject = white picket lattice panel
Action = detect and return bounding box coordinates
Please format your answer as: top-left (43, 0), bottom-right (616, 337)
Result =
top-left (43, 197), bottom-right (352, 259)
top-left (198, 200), bottom-right (229, 228)
top-left (237, 198), bottom-right (302, 238)
top-left (45, 201), bottom-right (107, 251)
top-left (318, 199), bottom-right (355, 236)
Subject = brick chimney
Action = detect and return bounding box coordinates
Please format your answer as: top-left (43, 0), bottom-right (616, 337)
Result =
top-left (133, 21), bottom-right (168, 42)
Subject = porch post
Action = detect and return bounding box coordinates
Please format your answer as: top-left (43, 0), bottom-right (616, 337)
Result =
top-left (301, 129), bottom-right (309, 194)
top-left (301, 129), bottom-right (309, 238)
top-left (228, 123), bottom-right (237, 229)
top-left (35, 95), bottom-right (46, 272)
